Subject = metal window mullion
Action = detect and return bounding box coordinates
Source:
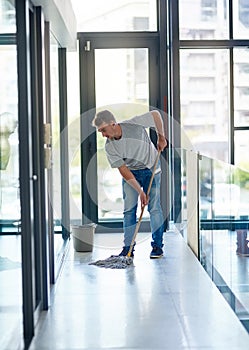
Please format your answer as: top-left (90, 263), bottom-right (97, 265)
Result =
top-left (169, 0), bottom-right (181, 223)
top-left (29, 5), bottom-right (43, 309)
top-left (229, 48), bottom-right (235, 164)
top-left (78, 39), bottom-right (98, 225)
top-left (229, 0), bottom-right (233, 40)
top-left (58, 48), bottom-right (70, 240)
top-left (0, 33), bottom-right (16, 44)
top-left (157, 0), bottom-right (170, 229)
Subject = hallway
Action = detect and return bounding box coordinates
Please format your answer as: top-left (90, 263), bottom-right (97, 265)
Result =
top-left (29, 231), bottom-right (249, 349)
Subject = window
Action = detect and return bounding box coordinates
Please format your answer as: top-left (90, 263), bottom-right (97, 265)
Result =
top-left (71, 0), bottom-right (157, 32)
top-left (234, 49), bottom-right (249, 127)
top-left (233, 0), bottom-right (249, 38)
top-left (239, 0), bottom-right (249, 27)
top-left (179, 0), bottom-right (228, 39)
top-left (180, 49), bottom-right (229, 162)
top-left (187, 53), bottom-right (215, 71)
top-left (201, 0), bottom-right (217, 21)
top-left (67, 45), bottom-right (81, 225)
top-left (0, 45), bottom-right (19, 225)
top-left (94, 48), bottom-right (150, 221)
top-left (50, 33), bottom-right (61, 230)
top-left (234, 131), bottom-right (249, 171)
top-left (189, 77), bottom-right (215, 94)
top-left (238, 63), bottom-right (249, 74)
top-left (0, 0), bottom-right (16, 33)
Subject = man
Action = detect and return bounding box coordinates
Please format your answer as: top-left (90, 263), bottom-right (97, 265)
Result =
top-left (92, 109), bottom-right (167, 258)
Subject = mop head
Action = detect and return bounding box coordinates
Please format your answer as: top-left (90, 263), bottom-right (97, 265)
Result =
top-left (89, 255), bottom-right (134, 269)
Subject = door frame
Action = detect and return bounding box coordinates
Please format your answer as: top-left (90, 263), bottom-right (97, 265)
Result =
top-left (16, 1), bottom-right (51, 346)
top-left (78, 32), bottom-right (167, 232)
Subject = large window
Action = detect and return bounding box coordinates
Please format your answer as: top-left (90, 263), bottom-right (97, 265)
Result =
top-left (95, 48), bottom-right (150, 221)
top-left (0, 3), bottom-right (22, 349)
top-left (179, 0), bottom-right (229, 39)
top-left (50, 33), bottom-right (61, 231)
top-left (0, 40), bottom-right (22, 350)
top-left (67, 45), bottom-right (81, 225)
top-left (234, 0), bottom-right (249, 38)
top-left (180, 49), bottom-right (229, 162)
top-left (179, 1), bottom-right (249, 170)
top-left (234, 49), bottom-right (249, 128)
top-left (71, 0), bottom-right (157, 32)
top-left (0, 45), bottom-right (19, 225)
top-left (0, 0), bottom-right (16, 33)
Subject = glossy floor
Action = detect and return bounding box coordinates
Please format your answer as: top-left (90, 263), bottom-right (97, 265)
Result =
top-left (29, 231), bottom-right (249, 349)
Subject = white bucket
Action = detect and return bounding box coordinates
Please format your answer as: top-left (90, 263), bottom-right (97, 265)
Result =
top-left (71, 223), bottom-right (97, 252)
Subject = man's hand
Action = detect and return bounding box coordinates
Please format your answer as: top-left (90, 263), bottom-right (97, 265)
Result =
top-left (151, 110), bottom-right (167, 152)
top-left (139, 190), bottom-right (149, 208)
top-left (157, 134), bottom-right (167, 152)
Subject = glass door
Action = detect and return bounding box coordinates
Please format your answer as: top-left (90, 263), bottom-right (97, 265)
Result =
top-left (95, 48), bottom-right (150, 221)
top-left (78, 33), bottom-right (160, 230)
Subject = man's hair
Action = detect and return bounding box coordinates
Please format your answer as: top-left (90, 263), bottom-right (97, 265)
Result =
top-left (92, 110), bottom-right (116, 128)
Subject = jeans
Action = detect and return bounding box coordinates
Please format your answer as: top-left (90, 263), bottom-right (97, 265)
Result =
top-left (122, 166), bottom-right (164, 249)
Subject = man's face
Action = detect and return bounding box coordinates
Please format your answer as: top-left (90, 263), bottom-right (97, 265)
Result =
top-left (97, 122), bottom-right (116, 139)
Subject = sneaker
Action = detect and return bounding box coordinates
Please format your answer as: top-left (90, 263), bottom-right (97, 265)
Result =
top-left (119, 246), bottom-right (134, 258)
top-left (150, 246), bottom-right (163, 259)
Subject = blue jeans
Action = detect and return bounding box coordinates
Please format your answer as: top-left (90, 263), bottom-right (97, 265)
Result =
top-left (122, 167), bottom-right (164, 249)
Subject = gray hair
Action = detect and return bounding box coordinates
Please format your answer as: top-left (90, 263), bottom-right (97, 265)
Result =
top-left (92, 110), bottom-right (116, 128)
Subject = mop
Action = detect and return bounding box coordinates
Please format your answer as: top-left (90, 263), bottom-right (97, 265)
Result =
top-left (89, 151), bottom-right (161, 269)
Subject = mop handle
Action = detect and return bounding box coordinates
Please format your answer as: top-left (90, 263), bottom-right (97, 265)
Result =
top-left (127, 150), bottom-right (161, 257)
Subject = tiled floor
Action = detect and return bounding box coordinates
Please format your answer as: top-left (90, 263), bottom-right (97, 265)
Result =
top-left (0, 235), bottom-right (22, 350)
top-left (29, 231), bottom-right (249, 350)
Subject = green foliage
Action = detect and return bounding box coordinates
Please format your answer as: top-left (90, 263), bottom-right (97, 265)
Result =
top-left (232, 165), bottom-right (249, 188)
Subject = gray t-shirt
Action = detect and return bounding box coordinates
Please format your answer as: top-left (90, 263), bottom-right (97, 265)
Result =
top-left (105, 112), bottom-right (159, 170)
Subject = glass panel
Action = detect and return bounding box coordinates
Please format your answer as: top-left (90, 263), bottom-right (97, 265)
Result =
top-left (50, 34), bottom-right (63, 263)
top-left (234, 48), bottom-right (249, 127)
top-left (234, 130), bottom-right (249, 172)
top-left (71, 0), bottom-right (157, 32)
top-left (181, 149), bottom-right (187, 227)
top-left (213, 159), bottom-right (235, 219)
top-left (95, 48), bottom-right (150, 221)
top-left (0, 45), bottom-right (22, 348)
top-left (199, 154), bottom-right (249, 325)
top-left (199, 156), bottom-right (212, 220)
top-left (0, 47), bottom-right (19, 223)
top-left (199, 155), bottom-right (213, 278)
top-left (232, 165), bottom-right (249, 220)
top-left (233, 0), bottom-right (249, 39)
top-left (179, 0), bottom-right (229, 40)
top-left (180, 148), bottom-right (199, 243)
top-left (0, 0), bottom-right (16, 33)
top-left (67, 45), bottom-right (81, 225)
top-left (180, 49), bottom-right (229, 162)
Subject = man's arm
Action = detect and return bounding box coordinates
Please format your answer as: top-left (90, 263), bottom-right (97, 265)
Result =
top-left (151, 110), bottom-right (167, 151)
top-left (118, 164), bottom-right (148, 207)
